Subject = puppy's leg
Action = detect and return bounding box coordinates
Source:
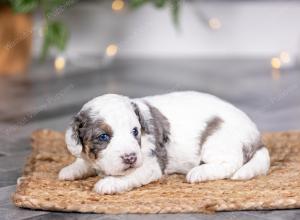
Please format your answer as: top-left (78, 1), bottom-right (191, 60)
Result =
top-left (94, 155), bottom-right (162, 194)
top-left (231, 147), bottom-right (270, 180)
top-left (187, 130), bottom-right (244, 183)
top-left (187, 162), bottom-right (240, 183)
top-left (58, 158), bottom-right (96, 180)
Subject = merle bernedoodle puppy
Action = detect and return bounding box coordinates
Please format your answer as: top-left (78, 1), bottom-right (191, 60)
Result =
top-left (59, 91), bottom-right (270, 194)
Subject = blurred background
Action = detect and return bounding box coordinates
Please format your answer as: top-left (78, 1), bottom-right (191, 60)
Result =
top-left (0, 0), bottom-right (300, 185)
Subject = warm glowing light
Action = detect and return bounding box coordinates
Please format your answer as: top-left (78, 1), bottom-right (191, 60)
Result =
top-left (279, 51), bottom-right (290, 64)
top-left (112, 0), bottom-right (124, 11)
top-left (54, 56), bottom-right (65, 72)
top-left (209, 18), bottom-right (222, 30)
top-left (106, 44), bottom-right (118, 57)
top-left (271, 57), bottom-right (281, 69)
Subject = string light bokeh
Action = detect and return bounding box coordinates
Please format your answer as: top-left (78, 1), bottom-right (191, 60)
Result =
top-left (279, 51), bottom-right (291, 64)
top-left (271, 57), bottom-right (281, 70)
top-left (106, 44), bottom-right (118, 57)
top-left (270, 51), bottom-right (292, 80)
top-left (54, 56), bottom-right (66, 73)
top-left (208, 18), bottom-right (222, 30)
top-left (112, 0), bottom-right (125, 11)
top-left (106, 1), bottom-right (123, 58)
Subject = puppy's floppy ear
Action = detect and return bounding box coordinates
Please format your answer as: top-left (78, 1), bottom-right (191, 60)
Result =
top-left (131, 102), bottom-right (150, 134)
top-left (65, 113), bottom-right (85, 157)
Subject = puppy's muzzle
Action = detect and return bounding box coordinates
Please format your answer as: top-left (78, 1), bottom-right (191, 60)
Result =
top-left (121, 152), bottom-right (137, 165)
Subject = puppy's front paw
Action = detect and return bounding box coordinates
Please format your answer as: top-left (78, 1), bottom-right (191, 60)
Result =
top-left (94, 177), bottom-right (129, 194)
top-left (186, 166), bottom-right (210, 183)
top-left (58, 165), bottom-right (78, 181)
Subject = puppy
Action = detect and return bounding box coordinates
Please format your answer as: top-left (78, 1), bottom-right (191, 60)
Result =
top-left (59, 91), bottom-right (270, 194)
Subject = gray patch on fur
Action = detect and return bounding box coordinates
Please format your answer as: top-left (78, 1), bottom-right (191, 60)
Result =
top-left (199, 160), bottom-right (205, 165)
top-left (132, 101), bottom-right (170, 173)
top-left (243, 140), bottom-right (264, 164)
top-left (71, 109), bottom-right (113, 160)
top-left (147, 102), bottom-right (170, 173)
top-left (199, 116), bottom-right (224, 154)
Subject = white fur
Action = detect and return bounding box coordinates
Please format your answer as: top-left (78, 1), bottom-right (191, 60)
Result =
top-left (67, 95), bottom-right (143, 176)
top-left (94, 150), bottom-right (162, 194)
top-left (58, 158), bottom-right (95, 180)
top-left (65, 127), bottom-right (82, 158)
top-left (59, 91), bottom-right (270, 194)
top-left (231, 147), bottom-right (270, 180)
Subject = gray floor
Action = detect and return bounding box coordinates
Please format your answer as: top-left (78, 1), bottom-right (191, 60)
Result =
top-left (0, 57), bottom-right (300, 219)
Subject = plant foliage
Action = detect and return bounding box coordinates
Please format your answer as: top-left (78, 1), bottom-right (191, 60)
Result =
top-left (8, 0), bottom-right (69, 60)
top-left (5, 0), bottom-right (181, 59)
top-left (128, 0), bottom-right (181, 25)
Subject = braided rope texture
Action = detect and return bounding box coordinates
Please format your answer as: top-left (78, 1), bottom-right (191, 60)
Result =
top-left (12, 129), bottom-right (300, 214)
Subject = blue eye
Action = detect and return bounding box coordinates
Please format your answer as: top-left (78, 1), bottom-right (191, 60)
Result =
top-left (98, 133), bottom-right (110, 142)
top-left (132, 127), bottom-right (139, 137)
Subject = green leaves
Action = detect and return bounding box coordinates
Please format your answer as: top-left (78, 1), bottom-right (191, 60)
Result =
top-left (8, 0), bottom-right (70, 60)
top-left (7, 0), bottom-right (181, 60)
top-left (40, 0), bottom-right (70, 60)
top-left (41, 0), bottom-right (67, 17)
top-left (9, 0), bottom-right (38, 13)
top-left (170, 0), bottom-right (180, 26)
top-left (128, 0), bottom-right (148, 8)
top-left (128, 0), bottom-right (181, 26)
top-left (154, 0), bottom-right (166, 8)
top-left (41, 21), bottom-right (69, 60)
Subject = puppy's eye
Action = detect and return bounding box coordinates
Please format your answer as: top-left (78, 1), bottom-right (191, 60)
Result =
top-left (132, 127), bottom-right (139, 137)
top-left (98, 133), bottom-right (110, 142)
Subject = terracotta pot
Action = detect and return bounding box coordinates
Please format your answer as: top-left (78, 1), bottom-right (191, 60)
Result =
top-left (0, 6), bottom-right (32, 76)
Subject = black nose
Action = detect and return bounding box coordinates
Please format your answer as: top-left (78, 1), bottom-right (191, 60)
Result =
top-left (121, 153), bottom-right (137, 165)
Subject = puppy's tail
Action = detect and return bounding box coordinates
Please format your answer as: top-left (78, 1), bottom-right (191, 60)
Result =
top-left (231, 147), bottom-right (270, 180)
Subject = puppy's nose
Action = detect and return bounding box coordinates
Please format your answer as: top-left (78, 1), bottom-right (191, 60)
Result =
top-left (121, 152), bottom-right (137, 165)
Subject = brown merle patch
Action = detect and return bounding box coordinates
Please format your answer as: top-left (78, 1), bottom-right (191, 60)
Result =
top-left (71, 109), bottom-right (113, 160)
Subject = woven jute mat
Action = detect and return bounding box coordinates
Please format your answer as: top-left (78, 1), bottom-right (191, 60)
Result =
top-left (12, 129), bottom-right (300, 214)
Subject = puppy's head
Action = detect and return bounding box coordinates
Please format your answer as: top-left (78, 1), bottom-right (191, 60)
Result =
top-left (65, 94), bottom-right (144, 176)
